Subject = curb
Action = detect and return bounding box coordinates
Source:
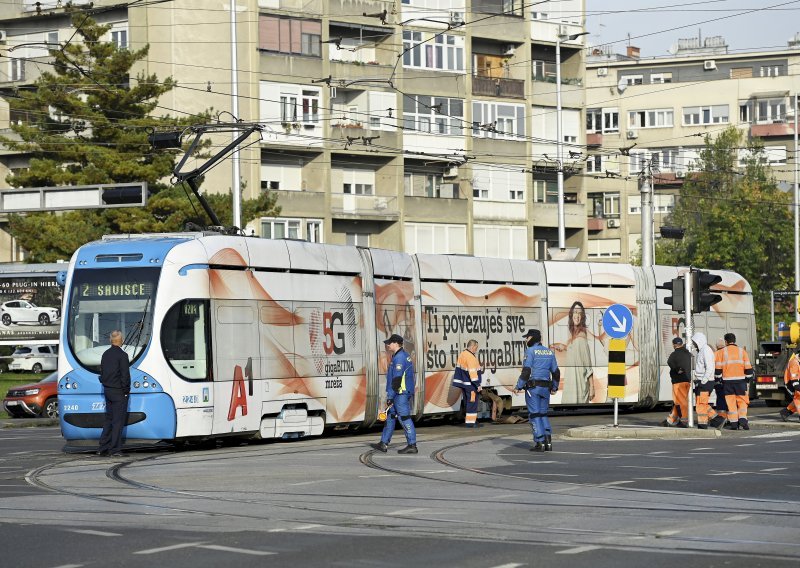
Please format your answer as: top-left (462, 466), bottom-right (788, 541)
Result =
top-left (565, 425), bottom-right (721, 439)
top-left (1, 418), bottom-right (58, 429)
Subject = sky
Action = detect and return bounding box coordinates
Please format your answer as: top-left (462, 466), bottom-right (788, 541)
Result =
top-left (585, 1), bottom-right (800, 58)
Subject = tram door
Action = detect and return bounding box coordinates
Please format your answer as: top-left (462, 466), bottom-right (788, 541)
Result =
top-left (211, 300), bottom-right (262, 435)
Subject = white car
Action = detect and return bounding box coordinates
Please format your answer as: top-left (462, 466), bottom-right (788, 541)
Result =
top-left (8, 345), bottom-right (58, 373)
top-left (0, 300), bottom-right (60, 326)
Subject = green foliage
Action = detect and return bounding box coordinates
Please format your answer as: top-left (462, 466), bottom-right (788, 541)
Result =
top-left (655, 126), bottom-right (794, 336)
top-left (0, 11), bottom-right (280, 262)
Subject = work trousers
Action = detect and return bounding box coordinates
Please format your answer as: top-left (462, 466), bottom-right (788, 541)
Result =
top-left (713, 382), bottom-right (728, 418)
top-left (525, 386), bottom-right (551, 443)
top-left (98, 387), bottom-right (129, 454)
top-left (785, 390), bottom-right (800, 415)
top-left (695, 389), bottom-right (719, 426)
top-left (380, 393), bottom-right (416, 445)
top-left (459, 385), bottom-right (479, 425)
top-left (723, 380), bottom-right (749, 423)
top-left (667, 382), bottom-right (690, 426)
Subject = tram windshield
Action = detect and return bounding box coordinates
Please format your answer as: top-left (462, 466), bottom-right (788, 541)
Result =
top-left (67, 267), bottom-right (160, 373)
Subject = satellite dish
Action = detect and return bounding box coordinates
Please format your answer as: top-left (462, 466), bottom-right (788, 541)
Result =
top-left (617, 78), bottom-right (627, 93)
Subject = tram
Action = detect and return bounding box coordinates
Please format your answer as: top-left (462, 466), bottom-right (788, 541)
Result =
top-left (57, 233), bottom-right (755, 444)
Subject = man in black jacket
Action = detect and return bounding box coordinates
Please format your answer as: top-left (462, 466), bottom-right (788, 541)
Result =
top-left (662, 337), bottom-right (691, 427)
top-left (97, 330), bottom-right (131, 457)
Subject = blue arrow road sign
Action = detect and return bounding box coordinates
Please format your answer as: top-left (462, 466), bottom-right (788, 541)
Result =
top-left (603, 304), bottom-right (633, 339)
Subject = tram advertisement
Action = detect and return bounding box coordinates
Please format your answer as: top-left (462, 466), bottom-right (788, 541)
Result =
top-left (0, 274), bottom-right (62, 344)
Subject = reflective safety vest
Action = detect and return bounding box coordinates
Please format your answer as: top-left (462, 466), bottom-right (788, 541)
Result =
top-left (714, 344), bottom-right (752, 381)
top-left (784, 353), bottom-right (800, 384)
top-left (452, 349), bottom-right (481, 388)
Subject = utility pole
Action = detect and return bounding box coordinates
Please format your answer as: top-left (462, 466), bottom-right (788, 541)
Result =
top-left (640, 159), bottom-right (654, 267)
top-left (230, 0), bottom-right (242, 229)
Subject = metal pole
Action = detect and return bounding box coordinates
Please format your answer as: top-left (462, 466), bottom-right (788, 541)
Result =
top-left (640, 163), bottom-right (653, 267)
top-left (771, 290), bottom-right (775, 341)
top-left (555, 35), bottom-right (565, 250)
top-left (685, 271), bottom-right (694, 427)
top-left (230, 0), bottom-right (242, 229)
top-left (794, 94), bottom-right (799, 321)
top-left (613, 398), bottom-right (619, 427)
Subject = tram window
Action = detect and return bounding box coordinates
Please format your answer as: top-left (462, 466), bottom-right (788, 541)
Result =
top-left (162, 299), bottom-right (211, 381)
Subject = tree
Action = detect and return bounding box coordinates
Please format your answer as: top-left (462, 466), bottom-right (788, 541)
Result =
top-left (656, 126), bottom-right (794, 335)
top-left (0, 11), bottom-right (279, 262)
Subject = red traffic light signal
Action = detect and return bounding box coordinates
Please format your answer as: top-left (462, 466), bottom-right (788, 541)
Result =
top-left (692, 270), bottom-right (722, 313)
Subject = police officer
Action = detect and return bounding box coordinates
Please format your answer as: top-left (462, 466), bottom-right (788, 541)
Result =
top-left (97, 330), bottom-right (131, 457)
top-left (372, 334), bottom-right (417, 454)
top-left (514, 329), bottom-right (560, 452)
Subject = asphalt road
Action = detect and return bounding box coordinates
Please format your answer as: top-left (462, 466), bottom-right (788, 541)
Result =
top-left (1, 403), bottom-right (799, 568)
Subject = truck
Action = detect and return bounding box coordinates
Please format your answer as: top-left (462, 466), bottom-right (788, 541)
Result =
top-left (753, 341), bottom-right (794, 406)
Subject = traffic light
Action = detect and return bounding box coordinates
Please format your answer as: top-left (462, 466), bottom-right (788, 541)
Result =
top-left (661, 277), bottom-right (685, 312)
top-left (692, 270), bottom-right (722, 313)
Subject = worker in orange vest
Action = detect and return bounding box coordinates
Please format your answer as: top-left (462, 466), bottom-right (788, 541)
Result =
top-left (779, 346), bottom-right (800, 422)
top-left (714, 333), bottom-right (754, 430)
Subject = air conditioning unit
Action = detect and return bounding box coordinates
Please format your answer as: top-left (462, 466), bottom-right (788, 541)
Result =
top-left (675, 170), bottom-right (686, 178)
top-left (607, 219), bottom-right (620, 229)
top-left (626, 129), bottom-right (638, 139)
top-left (374, 198), bottom-right (388, 211)
top-left (558, 25), bottom-right (569, 36)
top-left (704, 60), bottom-right (716, 70)
top-left (597, 67), bottom-right (608, 77)
top-left (504, 45), bottom-right (516, 56)
top-left (449, 11), bottom-right (464, 26)
top-left (444, 166), bottom-right (459, 178)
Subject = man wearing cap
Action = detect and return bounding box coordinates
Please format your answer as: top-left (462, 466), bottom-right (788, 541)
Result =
top-left (372, 334), bottom-right (418, 454)
top-left (514, 329), bottom-right (560, 452)
top-left (662, 336), bottom-right (691, 428)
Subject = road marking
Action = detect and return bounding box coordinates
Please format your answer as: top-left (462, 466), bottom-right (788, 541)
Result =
top-left (135, 543), bottom-right (206, 555)
top-left (760, 467), bottom-right (788, 472)
top-left (648, 451), bottom-right (671, 454)
top-left (51, 565), bottom-right (84, 568)
top-left (357, 474), bottom-right (398, 478)
top-left (688, 447), bottom-right (714, 451)
top-left (632, 477), bottom-right (687, 482)
top-left (725, 514), bottom-right (750, 521)
top-left (556, 545), bottom-right (600, 554)
top-left (513, 472), bottom-right (579, 477)
top-left (512, 460), bottom-right (563, 464)
top-left (66, 529), bottom-right (121, 537)
top-left (736, 443), bottom-right (755, 447)
top-left (289, 478), bottom-right (339, 486)
top-left (197, 545), bottom-right (274, 556)
top-left (353, 515), bottom-right (374, 520)
top-left (551, 486), bottom-right (579, 493)
top-left (491, 494), bottom-right (519, 499)
top-left (752, 433), bottom-right (800, 439)
top-left (618, 465), bottom-right (677, 470)
top-left (488, 564), bottom-right (525, 568)
top-left (267, 528), bottom-right (287, 533)
top-left (656, 530), bottom-right (682, 536)
top-left (598, 480), bottom-right (635, 486)
top-left (386, 508), bottom-right (428, 516)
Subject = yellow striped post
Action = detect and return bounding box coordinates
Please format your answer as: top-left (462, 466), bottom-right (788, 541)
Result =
top-left (607, 338), bottom-right (626, 399)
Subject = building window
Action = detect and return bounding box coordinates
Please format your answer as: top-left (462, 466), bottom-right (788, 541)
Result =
top-left (587, 238), bottom-right (621, 258)
top-left (474, 225), bottom-right (527, 259)
top-left (343, 183), bottom-right (373, 195)
top-left (628, 108), bottom-right (674, 128)
top-left (403, 94), bottom-right (463, 135)
top-left (533, 239), bottom-right (553, 260)
top-left (259, 16), bottom-right (322, 57)
top-left (261, 160), bottom-right (303, 192)
top-left (306, 220), bottom-right (322, 243)
top-left (628, 194), bottom-right (675, 215)
top-left (622, 75), bottom-right (643, 86)
top-left (532, 60), bottom-right (556, 82)
top-left (589, 108), bottom-right (619, 133)
top-left (279, 90), bottom-right (319, 124)
top-left (756, 98), bottom-right (786, 123)
top-left (404, 222), bottom-right (467, 254)
top-left (405, 172), bottom-right (446, 198)
top-left (346, 233), bottom-right (370, 246)
top-left (760, 65), bottom-right (781, 77)
top-left (533, 180), bottom-right (558, 203)
top-left (739, 101), bottom-right (752, 123)
top-left (588, 192), bottom-right (620, 218)
top-left (682, 104), bottom-right (729, 125)
top-left (262, 218), bottom-right (301, 240)
top-left (472, 101), bottom-right (525, 140)
top-left (650, 72), bottom-right (672, 84)
top-left (402, 32), bottom-right (464, 72)
top-left (111, 29), bottom-right (127, 49)
top-left (9, 59), bottom-right (25, 81)
top-left (586, 154), bottom-right (603, 173)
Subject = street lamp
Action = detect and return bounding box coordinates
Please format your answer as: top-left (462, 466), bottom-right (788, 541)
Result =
top-left (551, 30), bottom-right (588, 259)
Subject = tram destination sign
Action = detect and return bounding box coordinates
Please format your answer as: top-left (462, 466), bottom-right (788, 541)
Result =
top-left (79, 281), bottom-right (153, 299)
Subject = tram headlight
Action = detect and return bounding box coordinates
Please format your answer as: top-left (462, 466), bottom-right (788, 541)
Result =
top-left (152, 382), bottom-right (158, 389)
top-left (133, 381), bottom-right (140, 389)
top-left (143, 381), bottom-right (149, 388)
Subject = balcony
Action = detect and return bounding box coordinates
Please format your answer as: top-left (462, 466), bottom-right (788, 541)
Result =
top-left (330, 193), bottom-right (399, 221)
top-left (750, 122), bottom-right (795, 138)
top-left (532, 201), bottom-right (585, 229)
top-left (587, 133), bottom-right (603, 147)
top-left (472, 76), bottom-right (525, 99)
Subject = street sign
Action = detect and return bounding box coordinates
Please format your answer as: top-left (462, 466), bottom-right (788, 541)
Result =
top-left (607, 338), bottom-right (626, 399)
top-left (602, 304), bottom-right (633, 339)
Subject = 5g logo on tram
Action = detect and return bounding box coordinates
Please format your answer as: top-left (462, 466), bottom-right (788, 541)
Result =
top-left (323, 311), bottom-right (346, 355)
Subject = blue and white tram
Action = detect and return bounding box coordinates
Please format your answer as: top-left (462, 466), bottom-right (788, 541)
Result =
top-left (57, 233), bottom-right (755, 444)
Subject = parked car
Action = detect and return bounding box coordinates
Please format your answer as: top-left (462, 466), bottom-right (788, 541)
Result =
top-left (2, 372), bottom-right (58, 418)
top-left (8, 345), bottom-right (58, 373)
top-left (0, 300), bottom-right (60, 326)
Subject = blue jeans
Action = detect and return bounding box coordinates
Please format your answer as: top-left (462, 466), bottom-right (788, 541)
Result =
top-left (525, 386), bottom-right (551, 443)
top-left (381, 393), bottom-right (416, 445)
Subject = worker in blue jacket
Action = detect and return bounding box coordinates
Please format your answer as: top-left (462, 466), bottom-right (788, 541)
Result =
top-left (515, 328), bottom-right (560, 452)
top-left (372, 333), bottom-right (418, 454)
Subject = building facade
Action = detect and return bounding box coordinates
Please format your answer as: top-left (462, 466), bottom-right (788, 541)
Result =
top-left (0, 0), bottom-right (591, 261)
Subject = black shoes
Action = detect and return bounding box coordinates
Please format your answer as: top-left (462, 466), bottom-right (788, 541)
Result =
top-left (780, 408), bottom-right (791, 422)
top-left (544, 436), bottom-right (553, 451)
top-left (398, 444), bottom-right (418, 454)
top-left (697, 424), bottom-right (708, 429)
top-left (739, 419), bottom-right (750, 431)
top-left (709, 415), bottom-right (726, 429)
top-left (371, 441), bottom-right (388, 453)
top-left (724, 423), bottom-right (739, 431)
top-left (530, 442), bottom-right (546, 452)
top-left (465, 423), bottom-right (484, 428)
top-left (95, 450), bottom-right (109, 456)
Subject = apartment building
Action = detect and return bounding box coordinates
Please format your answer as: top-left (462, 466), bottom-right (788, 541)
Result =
top-left (0, 0), bottom-right (590, 261)
top-left (585, 37), bottom-right (800, 263)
